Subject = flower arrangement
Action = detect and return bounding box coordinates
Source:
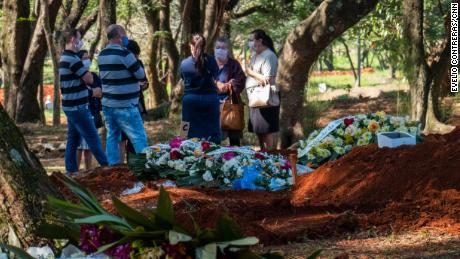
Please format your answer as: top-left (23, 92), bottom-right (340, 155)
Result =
top-left (298, 112), bottom-right (420, 168)
top-left (4, 174), bottom-right (295, 259)
top-left (144, 137), bottom-right (293, 191)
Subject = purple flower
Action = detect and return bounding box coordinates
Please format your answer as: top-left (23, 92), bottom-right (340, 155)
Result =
top-left (79, 225), bottom-right (101, 254)
top-left (79, 224), bottom-right (117, 255)
top-left (223, 152), bottom-right (235, 161)
top-left (169, 137), bottom-right (184, 149)
top-left (106, 243), bottom-right (132, 259)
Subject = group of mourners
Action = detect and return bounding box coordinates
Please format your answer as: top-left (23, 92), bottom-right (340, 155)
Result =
top-left (60, 24), bottom-right (280, 175)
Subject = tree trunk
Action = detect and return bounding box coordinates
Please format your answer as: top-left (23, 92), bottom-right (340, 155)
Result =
top-left (41, 0), bottom-right (61, 126)
top-left (142, 0), bottom-right (168, 108)
top-left (89, 12), bottom-right (102, 60)
top-left (356, 30), bottom-right (361, 87)
top-left (203, 0), bottom-right (227, 53)
top-left (179, 0), bottom-right (193, 58)
top-left (159, 0), bottom-right (180, 87)
top-left (14, 0), bottom-right (62, 124)
top-left (38, 81), bottom-right (46, 125)
top-left (54, 0), bottom-right (91, 57)
top-left (323, 46), bottom-right (334, 71)
top-left (403, 0), bottom-right (454, 134)
top-left (98, 0), bottom-right (117, 50)
top-left (0, 104), bottom-right (62, 247)
top-left (0, 0), bottom-right (32, 119)
top-left (341, 39), bottom-right (358, 82)
top-left (277, 0), bottom-right (380, 147)
top-left (403, 0), bottom-right (429, 123)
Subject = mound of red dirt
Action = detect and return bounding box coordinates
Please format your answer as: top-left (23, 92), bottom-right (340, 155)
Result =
top-left (292, 127), bottom-right (460, 207)
top-left (51, 128), bottom-right (460, 245)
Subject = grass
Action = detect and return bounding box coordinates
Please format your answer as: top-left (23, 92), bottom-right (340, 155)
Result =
top-left (307, 69), bottom-right (401, 98)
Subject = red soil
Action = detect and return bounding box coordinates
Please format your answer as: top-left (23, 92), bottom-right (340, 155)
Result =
top-left (311, 67), bottom-right (375, 77)
top-left (52, 128), bottom-right (460, 245)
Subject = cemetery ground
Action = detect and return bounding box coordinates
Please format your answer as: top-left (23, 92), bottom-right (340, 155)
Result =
top-left (16, 71), bottom-right (460, 258)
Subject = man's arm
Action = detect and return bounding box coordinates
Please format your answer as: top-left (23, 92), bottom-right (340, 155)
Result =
top-left (125, 52), bottom-right (145, 80)
top-left (81, 71), bottom-right (94, 85)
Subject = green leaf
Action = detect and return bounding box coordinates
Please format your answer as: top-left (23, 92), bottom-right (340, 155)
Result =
top-left (96, 237), bottom-right (130, 254)
top-left (57, 174), bottom-right (106, 214)
top-left (47, 196), bottom-right (97, 218)
top-left (112, 196), bottom-right (160, 230)
top-left (216, 237), bottom-right (259, 247)
top-left (75, 215), bottom-right (133, 230)
top-left (168, 230), bottom-right (192, 245)
top-left (0, 243), bottom-right (35, 259)
top-left (155, 186), bottom-right (174, 227)
top-left (215, 215), bottom-right (243, 241)
top-left (196, 243), bottom-right (217, 259)
top-left (307, 249), bottom-right (322, 259)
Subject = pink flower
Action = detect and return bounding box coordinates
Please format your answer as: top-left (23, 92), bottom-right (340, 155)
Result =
top-left (170, 150), bottom-right (182, 160)
top-left (169, 137), bottom-right (184, 149)
top-left (201, 141), bottom-right (211, 151)
top-left (344, 118), bottom-right (354, 126)
top-left (223, 152), bottom-right (236, 160)
top-left (255, 153), bottom-right (266, 160)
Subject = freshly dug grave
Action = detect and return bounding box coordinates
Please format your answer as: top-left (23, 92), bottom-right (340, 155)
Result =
top-left (51, 128), bottom-right (460, 245)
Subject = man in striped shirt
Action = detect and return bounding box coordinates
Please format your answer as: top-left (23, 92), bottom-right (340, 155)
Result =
top-left (98, 24), bottom-right (148, 165)
top-left (59, 29), bottom-right (108, 174)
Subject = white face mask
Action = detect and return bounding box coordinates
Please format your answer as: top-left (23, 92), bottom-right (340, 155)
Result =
top-left (248, 41), bottom-right (255, 51)
top-left (82, 59), bottom-right (91, 70)
top-left (214, 48), bottom-right (228, 61)
top-left (75, 39), bottom-right (84, 51)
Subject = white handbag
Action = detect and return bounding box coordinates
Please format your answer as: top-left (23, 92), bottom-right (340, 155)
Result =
top-left (246, 84), bottom-right (280, 108)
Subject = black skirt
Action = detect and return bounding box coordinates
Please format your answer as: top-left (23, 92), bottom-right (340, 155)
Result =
top-left (248, 105), bottom-right (280, 134)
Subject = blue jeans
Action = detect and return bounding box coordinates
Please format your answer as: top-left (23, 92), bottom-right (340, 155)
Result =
top-left (102, 105), bottom-right (148, 165)
top-left (64, 107), bottom-right (108, 173)
top-left (182, 93), bottom-right (221, 144)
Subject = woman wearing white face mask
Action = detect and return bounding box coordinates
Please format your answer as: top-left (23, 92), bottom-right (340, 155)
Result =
top-left (76, 50), bottom-right (103, 170)
top-left (245, 29), bottom-right (280, 151)
top-left (214, 36), bottom-right (246, 146)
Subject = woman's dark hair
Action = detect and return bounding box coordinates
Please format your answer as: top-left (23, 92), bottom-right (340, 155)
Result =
top-left (251, 29), bottom-right (275, 54)
top-left (190, 34), bottom-right (206, 72)
top-left (127, 39), bottom-right (141, 55)
top-left (77, 49), bottom-right (88, 59)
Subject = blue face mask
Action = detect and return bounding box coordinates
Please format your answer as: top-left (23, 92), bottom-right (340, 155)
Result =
top-left (121, 35), bottom-right (129, 47)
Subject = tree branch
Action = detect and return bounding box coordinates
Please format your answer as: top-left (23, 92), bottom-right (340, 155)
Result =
top-left (77, 9), bottom-right (98, 37)
top-left (230, 5), bottom-right (266, 19)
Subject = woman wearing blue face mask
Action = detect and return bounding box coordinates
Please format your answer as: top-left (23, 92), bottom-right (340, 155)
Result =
top-left (76, 49), bottom-right (103, 170)
top-left (214, 36), bottom-right (246, 146)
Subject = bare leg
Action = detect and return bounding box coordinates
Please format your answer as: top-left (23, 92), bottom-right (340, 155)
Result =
top-left (257, 134), bottom-right (265, 150)
top-left (118, 140), bottom-right (127, 164)
top-left (83, 150), bottom-right (92, 170)
top-left (263, 133), bottom-right (275, 151)
top-left (77, 150), bottom-right (82, 170)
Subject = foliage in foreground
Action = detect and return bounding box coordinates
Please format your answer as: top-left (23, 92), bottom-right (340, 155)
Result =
top-left (1, 174), bottom-right (322, 258)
